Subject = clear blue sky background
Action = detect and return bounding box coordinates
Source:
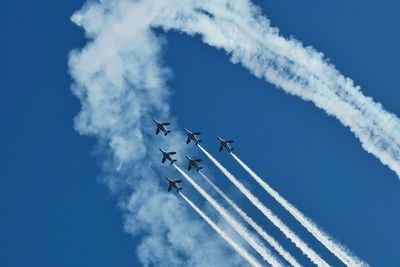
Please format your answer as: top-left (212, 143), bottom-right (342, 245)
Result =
top-left (1, 0), bottom-right (400, 266)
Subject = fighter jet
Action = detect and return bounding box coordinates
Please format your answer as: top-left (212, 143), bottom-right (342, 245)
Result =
top-left (217, 136), bottom-right (234, 152)
top-left (153, 119), bottom-right (171, 136)
top-left (165, 176), bottom-right (183, 193)
top-left (184, 128), bottom-right (201, 145)
top-left (185, 155), bottom-right (203, 172)
top-left (159, 148), bottom-right (177, 164)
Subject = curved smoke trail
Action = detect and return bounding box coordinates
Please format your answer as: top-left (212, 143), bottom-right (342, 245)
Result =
top-left (149, 0), bottom-right (400, 178)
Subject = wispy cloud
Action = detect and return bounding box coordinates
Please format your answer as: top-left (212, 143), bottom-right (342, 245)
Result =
top-left (69, 1), bottom-right (246, 266)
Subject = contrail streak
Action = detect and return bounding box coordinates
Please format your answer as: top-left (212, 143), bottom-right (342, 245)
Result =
top-left (199, 171), bottom-right (302, 267)
top-left (198, 145), bottom-right (328, 266)
top-left (151, 0), bottom-right (400, 178)
top-left (230, 152), bottom-right (366, 266)
top-left (179, 192), bottom-right (262, 267)
top-left (174, 165), bottom-right (281, 266)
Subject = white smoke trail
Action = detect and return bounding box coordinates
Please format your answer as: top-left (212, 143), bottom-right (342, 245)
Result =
top-left (149, 0), bottom-right (400, 178)
top-left (230, 152), bottom-right (367, 266)
top-left (199, 171), bottom-right (302, 267)
top-left (179, 192), bottom-right (262, 267)
top-left (70, 0), bottom-right (390, 264)
top-left (174, 165), bottom-right (282, 267)
top-left (198, 145), bottom-right (328, 266)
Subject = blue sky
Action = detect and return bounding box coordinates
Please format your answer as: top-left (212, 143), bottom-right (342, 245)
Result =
top-left (1, 0), bottom-right (400, 266)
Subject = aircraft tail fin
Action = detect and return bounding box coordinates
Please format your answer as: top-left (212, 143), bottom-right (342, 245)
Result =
top-left (171, 159), bottom-right (177, 164)
top-left (197, 167), bottom-right (203, 172)
top-left (177, 188), bottom-right (183, 193)
top-left (165, 130), bottom-right (171, 136)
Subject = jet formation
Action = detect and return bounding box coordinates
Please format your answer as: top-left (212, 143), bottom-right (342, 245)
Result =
top-left (153, 119), bottom-right (234, 193)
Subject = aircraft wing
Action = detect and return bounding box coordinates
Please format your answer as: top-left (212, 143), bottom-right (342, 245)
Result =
top-left (174, 180), bottom-right (182, 183)
top-left (188, 164), bottom-right (192, 171)
top-left (227, 140), bottom-right (234, 143)
top-left (162, 122), bottom-right (170, 126)
top-left (194, 132), bottom-right (201, 135)
top-left (156, 128), bottom-right (160, 135)
top-left (186, 137), bottom-right (191, 144)
top-left (195, 159), bottom-right (202, 162)
top-left (168, 152), bottom-right (176, 155)
top-left (219, 145), bottom-right (223, 152)
top-left (168, 185), bottom-right (172, 192)
top-left (162, 157), bottom-right (166, 163)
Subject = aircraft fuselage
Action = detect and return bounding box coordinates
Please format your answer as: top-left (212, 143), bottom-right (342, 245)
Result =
top-left (184, 128), bottom-right (201, 145)
top-left (185, 155), bottom-right (203, 172)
